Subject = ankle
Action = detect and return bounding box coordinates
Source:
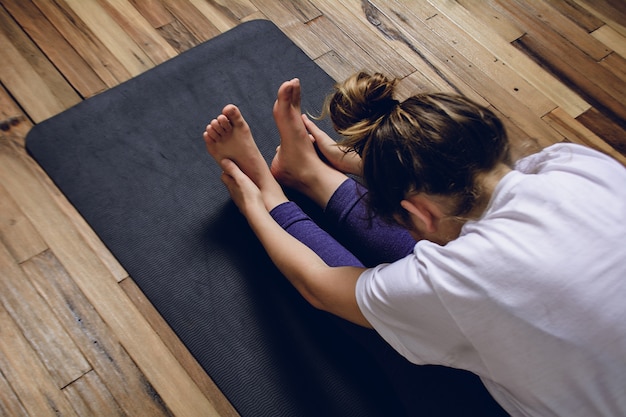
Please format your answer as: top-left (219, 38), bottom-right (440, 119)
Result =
top-left (294, 166), bottom-right (348, 209)
top-left (261, 185), bottom-right (289, 211)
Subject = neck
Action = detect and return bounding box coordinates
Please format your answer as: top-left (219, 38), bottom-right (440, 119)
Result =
top-left (468, 163), bottom-right (512, 218)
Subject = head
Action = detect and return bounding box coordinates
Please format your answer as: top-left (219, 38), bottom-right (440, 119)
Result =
top-left (325, 72), bottom-right (511, 241)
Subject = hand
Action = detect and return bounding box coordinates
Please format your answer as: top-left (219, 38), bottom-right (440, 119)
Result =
top-left (302, 114), bottom-right (363, 176)
top-left (220, 158), bottom-right (266, 217)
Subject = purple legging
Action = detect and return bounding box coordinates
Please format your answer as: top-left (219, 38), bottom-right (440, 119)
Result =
top-left (269, 178), bottom-right (416, 268)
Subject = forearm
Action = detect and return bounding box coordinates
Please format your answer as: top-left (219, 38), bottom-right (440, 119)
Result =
top-left (245, 206), bottom-right (370, 327)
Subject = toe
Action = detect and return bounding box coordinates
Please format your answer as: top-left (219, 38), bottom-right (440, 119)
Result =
top-left (216, 114), bottom-right (232, 132)
top-left (222, 105), bottom-right (245, 128)
top-left (203, 126), bottom-right (219, 143)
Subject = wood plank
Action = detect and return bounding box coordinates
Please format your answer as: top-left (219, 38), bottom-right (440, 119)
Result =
top-left (0, 7), bottom-right (81, 122)
top-left (313, 49), bottom-right (358, 82)
top-left (1, 0), bottom-right (107, 98)
top-left (129, 0), bottom-right (174, 28)
top-left (408, 4), bottom-right (556, 117)
top-left (96, 0), bottom-right (179, 65)
top-left (62, 0), bottom-right (156, 77)
top-left (0, 301), bottom-right (79, 417)
top-left (545, 0), bottom-right (605, 32)
top-left (0, 91), bottom-right (46, 267)
top-left (277, 0), bottom-right (322, 23)
top-left (369, 1), bottom-right (488, 102)
top-left (592, 24), bottom-right (626, 58)
top-left (248, 0), bottom-right (332, 60)
top-left (456, 0), bottom-right (525, 43)
top-left (0, 84), bottom-right (128, 281)
top-left (0, 366), bottom-right (29, 417)
top-left (0, 239), bottom-right (91, 389)
top-left (513, 33), bottom-right (626, 123)
top-left (576, 106), bottom-right (626, 156)
top-left (0, 81), bottom-right (26, 122)
top-left (21, 250), bottom-right (175, 417)
top-left (337, 1), bottom-right (478, 101)
top-left (0, 139), bottom-right (220, 417)
top-left (306, 15), bottom-right (394, 76)
top-left (491, 0), bottom-right (626, 124)
top-left (572, 0), bottom-right (626, 37)
top-left (599, 52), bottom-right (626, 84)
top-left (160, 0), bottom-right (223, 43)
top-left (120, 277), bottom-right (240, 417)
top-left (310, 0), bottom-right (416, 79)
top-left (186, 0), bottom-right (240, 33)
top-left (157, 19), bottom-right (201, 54)
top-left (30, 0), bottom-right (132, 86)
top-left (543, 106), bottom-right (626, 165)
top-left (63, 370), bottom-right (126, 417)
top-left (421, 0), bottom-right (590, 117)
top-left (0, 182), bottom-right (47, 263)
top-left (240, 10), bottom-right (266, 23)
top-left (513, 0), bottom-right (611, 61)
top-left (205, 0), bottom-right (258, 20)
top-left (369, 0), bottom-right (564, 145)
top-left (395, 70), bottom-right (442, 99)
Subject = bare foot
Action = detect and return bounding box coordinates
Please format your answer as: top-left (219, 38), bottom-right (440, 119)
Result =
top-left (270, 79), bottom-right (347, 208)
top-left (302, 114), bottom-right (363, 176)
top-left (203, 104), bottom-right (287, 210)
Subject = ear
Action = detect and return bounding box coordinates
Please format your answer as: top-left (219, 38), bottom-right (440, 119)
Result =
top-left (400, 195), bottom-right (441, 234)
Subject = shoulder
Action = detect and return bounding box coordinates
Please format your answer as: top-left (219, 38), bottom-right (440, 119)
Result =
top-left (515, 143), bottom-right (625, 179)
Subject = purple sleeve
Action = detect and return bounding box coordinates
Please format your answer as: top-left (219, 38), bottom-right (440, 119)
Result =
top-left (270, 201), bottom-right (364, 267)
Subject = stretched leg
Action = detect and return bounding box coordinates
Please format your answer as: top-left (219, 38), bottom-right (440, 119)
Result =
top-left (203, 104), bottom-right (284, 210)
top-left (325, 179), bottom-right (416, 266)
top-left (203, 104), bottom-right (362, 267)
top-left (270, 79), bottom-right (348, 209)
top-left (270, 80), bottom-right (416, 265)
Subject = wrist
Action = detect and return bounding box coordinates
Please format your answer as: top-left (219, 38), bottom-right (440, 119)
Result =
top-left (263, 190), bottom-right (289, 212)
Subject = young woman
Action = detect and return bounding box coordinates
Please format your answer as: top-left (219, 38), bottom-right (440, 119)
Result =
top-left (203, 73), bottom-right (626, 416)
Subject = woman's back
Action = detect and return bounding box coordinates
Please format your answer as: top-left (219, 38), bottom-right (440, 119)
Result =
top-left (356, 143), bottom-right (626, 416)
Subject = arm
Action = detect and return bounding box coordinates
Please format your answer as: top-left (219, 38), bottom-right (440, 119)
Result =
top-left (250, 207), bottom-right (370, 327)
top-left (220, 159), bottom-right (371, 328)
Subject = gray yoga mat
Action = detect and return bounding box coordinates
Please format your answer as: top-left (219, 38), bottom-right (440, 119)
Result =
top-left (26, 20), bottom-right (505, 417)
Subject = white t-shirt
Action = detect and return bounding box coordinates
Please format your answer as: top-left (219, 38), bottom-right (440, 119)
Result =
top-left (356, 143), bottom-right (626, 417)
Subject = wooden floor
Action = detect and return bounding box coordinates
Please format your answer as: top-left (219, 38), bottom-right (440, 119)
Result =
top-left (0, 1), bottom-right (625, 416)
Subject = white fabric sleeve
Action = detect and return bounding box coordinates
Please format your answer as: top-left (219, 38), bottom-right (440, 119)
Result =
top-left (355, 253), bottom-right (471, 366)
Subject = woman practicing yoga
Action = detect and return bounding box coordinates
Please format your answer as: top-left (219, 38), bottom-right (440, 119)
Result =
top-left (203, 73), bottom-right (626, 416)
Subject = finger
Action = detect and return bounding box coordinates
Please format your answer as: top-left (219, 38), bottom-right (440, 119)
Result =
top-left (301, 114), bottom-right (325, 138)
top-left (220, 158), bottom-right (243, 178)
top-left (220, 159), bottom-right (257, 191)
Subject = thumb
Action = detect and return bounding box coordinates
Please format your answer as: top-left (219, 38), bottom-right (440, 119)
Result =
top-left (220, 158), bottom-right (244, 184)
top-left (220, 158), bottom-right (257, 191)
top-left (220, 158), bottom-right (240, 176)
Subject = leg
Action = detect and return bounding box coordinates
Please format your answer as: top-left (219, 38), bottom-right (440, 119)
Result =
top-left (270, 79), bottom-right (348, 209)
top-left (270, 202), bottom-right (363, 268)
top-left (325, 179), bottom-right (416, 266)
top-left (203, 104), bottom-right (285, 211)
top-left (270, 81), bottom-right (415, 266)
top-left (203, 104), bottom-right (362, 267)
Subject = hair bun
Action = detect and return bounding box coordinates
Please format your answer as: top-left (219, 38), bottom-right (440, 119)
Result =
top-left (328, 72), bottom-right (399, 133)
